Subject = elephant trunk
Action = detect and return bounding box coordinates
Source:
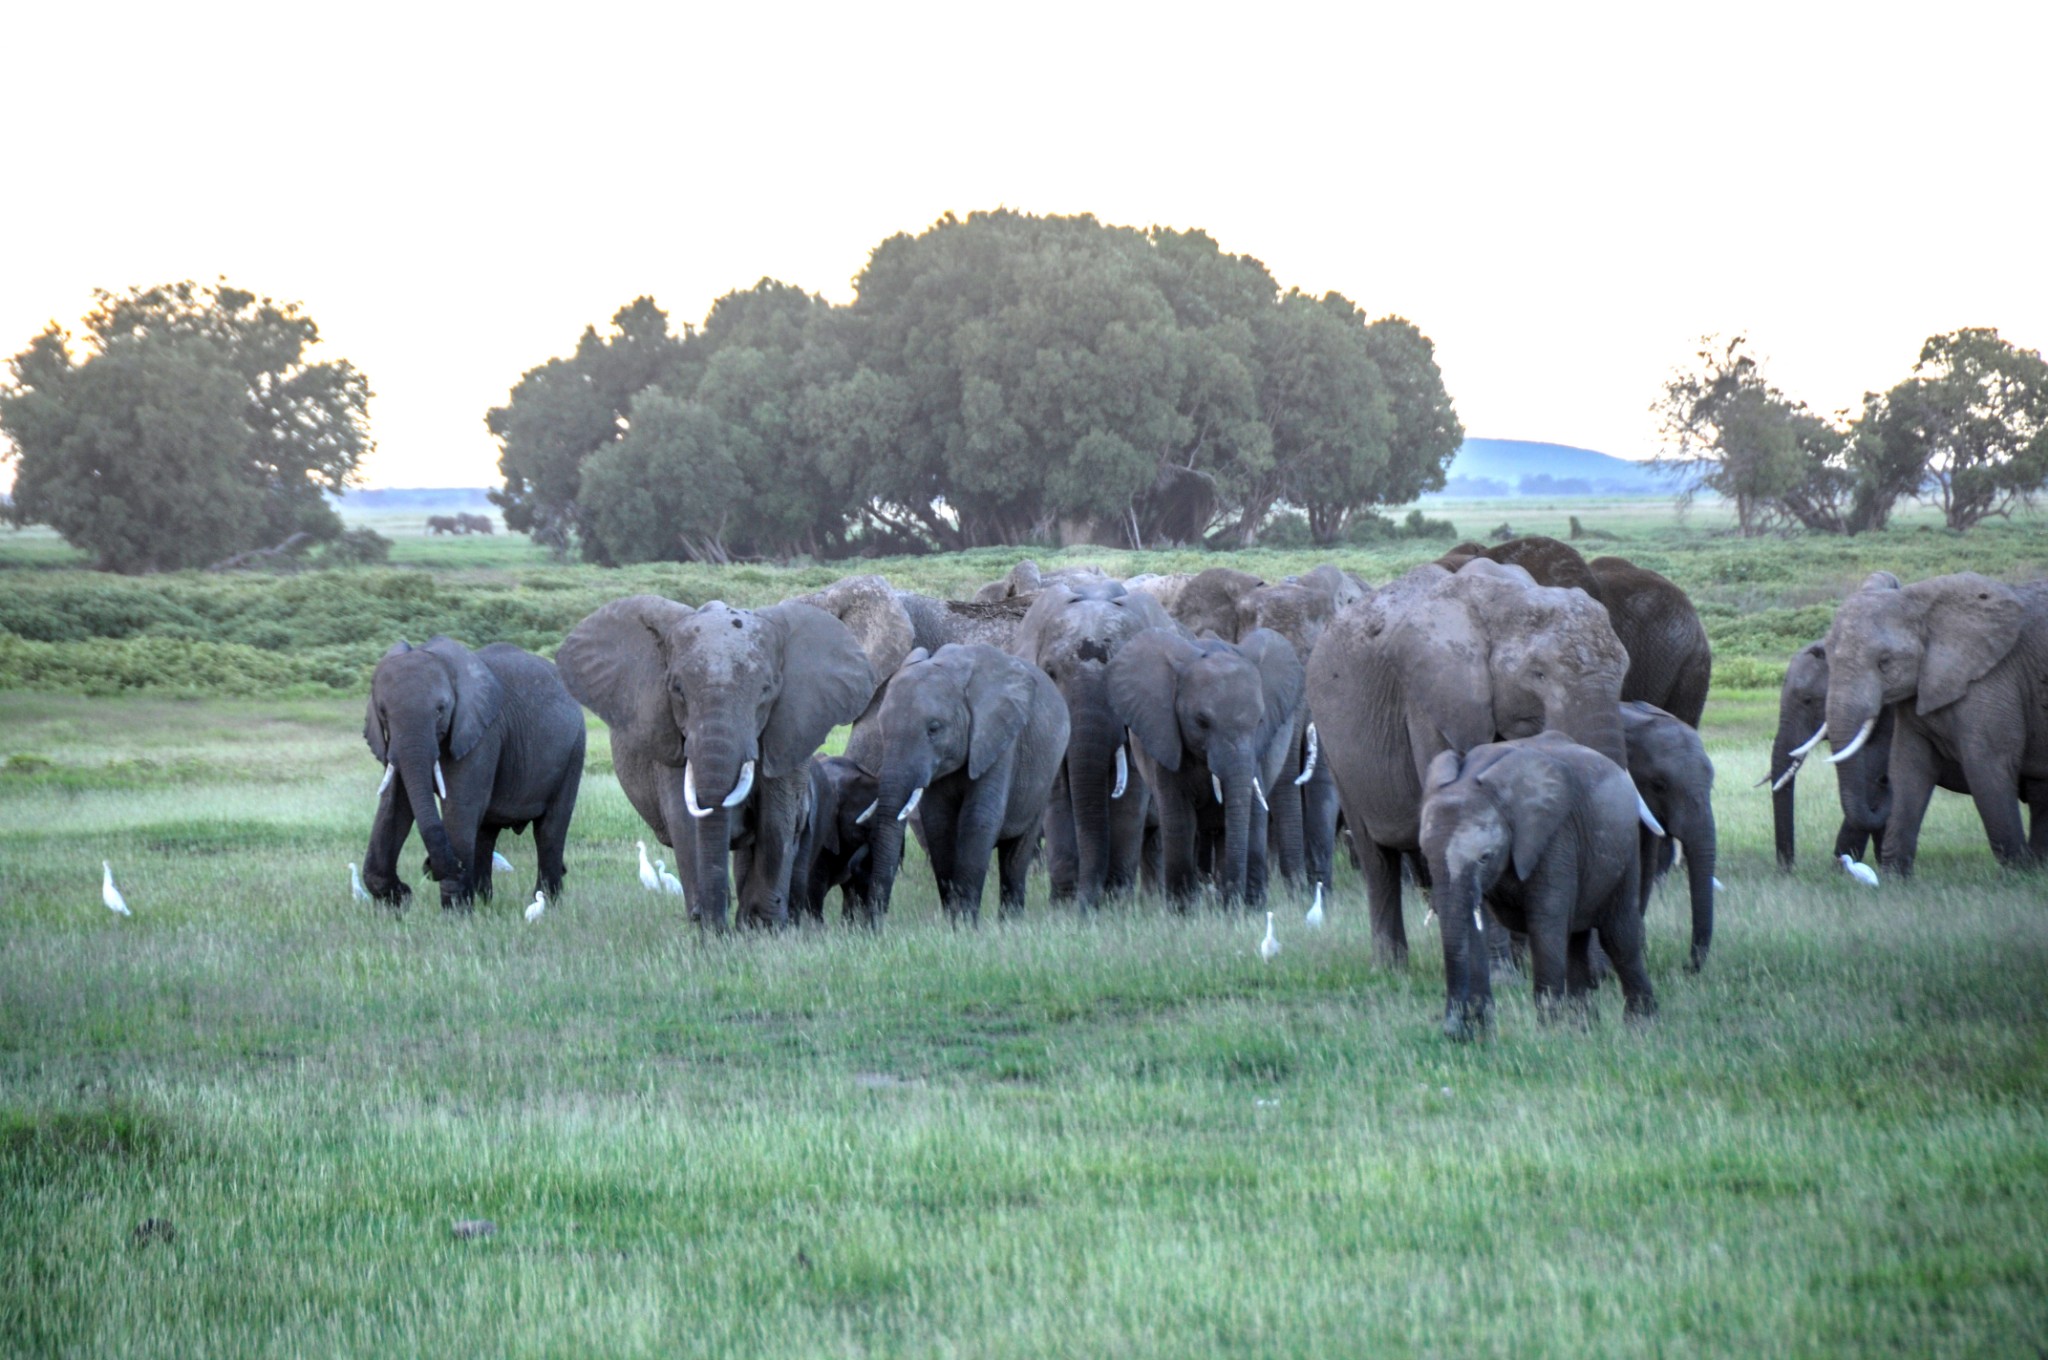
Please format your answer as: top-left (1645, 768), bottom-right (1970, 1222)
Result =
top-left (1441, 868), bottom-right (1491, 1042)
top-left (396, 734), bottom-right (458, 881)
top-left (1824, 677), bottom-right (1885, 765)
top-left (1678, 811), bottom-right (1716, 972)
top-left (1215, 745), bottom-right (1257, 906)
top-left (1062, 679), bottom-right (1123, 908)
top-left (682, 738), bottom-right (747, 929)
top-left (1768, 719), bottom-right (1800, 870)
top-left (866, 753), bottom-right (936, 919)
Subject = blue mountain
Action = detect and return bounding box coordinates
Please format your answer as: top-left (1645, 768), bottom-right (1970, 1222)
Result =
top-left (1430, 438), bottom-right (1680, 498)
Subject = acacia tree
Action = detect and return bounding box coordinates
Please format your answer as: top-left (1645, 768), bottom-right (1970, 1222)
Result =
top-left (1860, 329), bottom-right (2048, 531)
top-left (1, 282), bottom-right (370, 572)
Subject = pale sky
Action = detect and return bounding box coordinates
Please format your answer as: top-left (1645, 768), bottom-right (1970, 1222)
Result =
top-left (4, 2), bottom-right (2041, 488)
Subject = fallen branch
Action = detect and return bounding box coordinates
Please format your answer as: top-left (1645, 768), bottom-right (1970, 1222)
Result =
top-left (207, 532), bottom-right (312, 573)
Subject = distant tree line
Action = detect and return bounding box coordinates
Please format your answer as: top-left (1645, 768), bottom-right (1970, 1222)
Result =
top-left (1655, 330), bottom-right (2048, 534)
top-left (488, 210), bottom-right (1464, 563)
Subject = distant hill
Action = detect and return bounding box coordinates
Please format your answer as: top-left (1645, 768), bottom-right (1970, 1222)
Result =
top-left (1429, 439), bottom-right (1681, 498)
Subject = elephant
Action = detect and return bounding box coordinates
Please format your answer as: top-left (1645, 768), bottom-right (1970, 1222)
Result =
top-left (1007, 577), bottom-right (1178, 909)
top-left (361, 637), bottom-right (585, 909)
top-left (858, 644), bottom-right (1070, 924)
top-left (1768, 637), bottom-right (1900, 869)
top-left (1308, 557), bottom-right (1632, 965)
top-left (1821, 571), bottom-right (2048, 875)
top-left (797, 574), bottom-right (1034, 679)
top-left (790, 755), bottom-right (883, 925)
top-left (1439, 536), bottom-right (1711, 727)
top-left (972, 559), bottom-right (1112, 603)
top-left (424, 514), bottom-right (460, 536)
top-left (1108, 628), bottom-right (1305, 907)
top-left (456, 512), bottom-right (494, 535)
top-left (1420, 731), bottom-right (1657, 1040)
top-left (1236, 579), bottom-right (1354, 895)
top-left (556, 596), bottom-right (877, 929)
top-left (1619, 700), bottom-right (1715, 970)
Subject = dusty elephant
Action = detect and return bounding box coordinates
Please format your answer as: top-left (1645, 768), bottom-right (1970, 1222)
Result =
top-left (361, 637), bottom-right (585, 909)
top-left (556, 596), bottom-right (876, 929)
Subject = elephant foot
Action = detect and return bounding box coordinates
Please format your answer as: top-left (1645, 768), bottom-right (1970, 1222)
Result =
top-left (1372, 936), bottom-right (1410, 969)
top-left (1442, 1000), bottom-right (1493, 1043)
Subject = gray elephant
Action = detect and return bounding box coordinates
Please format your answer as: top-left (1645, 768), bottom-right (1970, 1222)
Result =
top-left (1821, 572), bottom-right (2048, 875)
top-left (1440, 536), bottom-right (1711, 727)
top-left (1237, 580), bottom-right (1351, 894)
top-left (1420, 731), bottom-right (1657, 1040)
top-left (361, 637), bottom-right (585, 909)
top-left (556, 596), bottom-right (876, 929)
top-left (1108, 628), bottom-right (1304, 907)
top-left (1767, 636), bottom-right (1900, 869)
top-left (1308, 558), bottom-right (1631, 964)
top-left (799, 574), bottom-right (1034, 676)
top-left (424, 515), bottom-right (460, 536)
top-left (857, 644), bottom-right (1069, 923)
top-left (790, 754), bottom-right (883, 925)
top-left (1620, 700), bottom-right (1715, 971)
top-left (1008, 578), bottom-right (1178, 909)
top-left (972, 559), bottom-right (1112, 603)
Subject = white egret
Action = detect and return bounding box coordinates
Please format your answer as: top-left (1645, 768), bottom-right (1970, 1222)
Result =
top-left (1259, 911), bottom-right (1280, 961)
top-left (1305, 882), bottom-right (1325, 929)
top-left (1839, 854), bottom-right (1879, 887)
top-left (525, 891), bottom-right (547, 922)
top-left (349, 862), bottom-right (371, 902)
top-left (102, 862), bottom-right (130, 917)
top-left (491, 851), bottom-right (514, 873)
top-left (637, 841), bottom-right (660, 891)
top-left (657, 861), bottom-right (684, 896)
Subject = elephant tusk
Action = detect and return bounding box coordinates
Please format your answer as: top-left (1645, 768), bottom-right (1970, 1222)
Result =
top-left (855, 800), bottom-right (877, 825)
top-left (898, 786), bottom-right (924, 822)
top-left (1212, 774), bottom-right (1224, 804)
top-left (378, 762), bottom-right (394, 796)
top-left (1294, 723), bottom-right (1319, 786)
top-left (1111, 746), bottom-right (1128, 800)
top-left (1768, 755), bottom-right (1805, 792)
top-left (683, 762), bottom-right (713, 819)
top-left (1788, 724), bottom-right (1829, 759)
top-left (1253, 777), bottom-right (1269, 812)
top-left (1636, 792), bottom-right (1666, 837)
top-left (723, 760), bottom-right (755, 809)
top-left (433, 761), bottom-right (446, 801)
top-left (1827, 716), bottom-right (1877, 765)
top-left (846, 845), bottom-right (869, 872)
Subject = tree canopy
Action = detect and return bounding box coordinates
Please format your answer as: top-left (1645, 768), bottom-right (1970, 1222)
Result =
top-left (486, 211), bottom-right (1461, 561)
top-left (1860, 329), bottom-right (2048, 531)
top-left (2, 282), bottom-right (371, 572)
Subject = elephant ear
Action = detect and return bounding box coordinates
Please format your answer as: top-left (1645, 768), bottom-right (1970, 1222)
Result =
top-left (965, 649), bottom-right (1039, 780)
top-left (1236, 627), bottom-right (1306, 750)
top-left (557, 595), bottom-right (691, 766)
top-left (1475, 745), bottom-right (1575, 881)
top-left (1109, 629), bottom-right (1195, 771)
top-left (1423, 748), bottom-right (1463, 796)
top-left (760, 601), bottom-right (879, 779)
top-left (1915, 574), bottom-right (2025, 715)
top-left (422, 636), bottom-right (505, 761)
top-left (363, 639), bottom-right (412, 762)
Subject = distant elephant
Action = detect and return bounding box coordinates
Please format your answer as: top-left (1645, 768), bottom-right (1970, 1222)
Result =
top-left (791, 755), bottom-right (882, 924)
top-left (424, 515), bottom-right (460, 536)
top-left (1008, 577), bottom-right (1177, 908)
top-left (1822, 572), bottom-right (2048, 875)
top-left (556, 596), bottom-right (876, 929)
top-left (456, 512), bottom-right (495, 535)
top-left (1420, 731), bottom-right (1657, 1040)
top-left (1619, 700), bottom-right (1715, 970)
top-left (1440, 536), bottom-right (1711, 726)
top-left (859, 644), bottom-right (1070, 923)
top-left (361, 637), bottom-right (585, 909)
top-left (1108, 628), bottom-right (1305, 907)
top-left (972, 559), bottom-right (1112, 603)
top-left (1308, 558), bottom-right (1632, 964)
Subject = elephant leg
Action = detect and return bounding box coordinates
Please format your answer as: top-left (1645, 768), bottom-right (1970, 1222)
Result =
top-left (1878, 727), bottom-right (1939, 879)
top-left (1042, 770), bottom-right (1080, 905)
top-left (1529, 923), bottom-right (1573, 1024)
top-left (439, 804), bottom-right (482, 911)
top-left (1955, 735), bottom-right (2033, 867)
top-left (917, 791), bottom-right (963, 921)
top-left (473, 824), bottom-right (503, 902)
top-left (1158, 792), bottom-right (1201, 909)
top-left (1565, 930), bottom-right (1595, 999)
top-left (1600, 895), bottom-right (1657, 1023)
top-left (996, 833), bottom-right (1036, 920)
top-left (943, 775), bottom-right (1013, 925)
top-left (1302, 766), bottom-right (1339, 891)
top-left (531, 764), bottom-right (578, 903)
top-left (1362, 840), bottom-right (1408, 967)
top-left (1246, 797), bottom-right (1272, 908)
top-left (737, 773), bottom-right (806, 929)
top-left (1105, 777), bottom-right (1149, 899)
top-left (362, 782), bottom-right (417, 906)
top-left (1265, 749), bottom-right (1307, 889)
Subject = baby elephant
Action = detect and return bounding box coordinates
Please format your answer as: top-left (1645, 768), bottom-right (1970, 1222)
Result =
top-left (1420, 731), bottom-right (1659, 1040)
top-left (1620, 700), bottom-right (1716, 971)
top-left (791, 755), bottom-right (883, 925)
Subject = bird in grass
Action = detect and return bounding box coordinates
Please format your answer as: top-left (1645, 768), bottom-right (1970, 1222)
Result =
top-left (637, 841), bottom-right (660, 891)
top-left (491, 851), bottom-right (514, 873)
top-left (1305, 882), bottom-right (1325, 930)
top-left (525, 890), bottom-right (547, 923)
top-left (1839, 854), bottom-right (1879, 887)
top-left (102, 861), bottom-right (130, 916)
top-left (1259, 911), bottom-right (1280, 961)
top-left (349, 862), bottom-right (371, 902)
top-left (657, 860), bottom-right (684, 897)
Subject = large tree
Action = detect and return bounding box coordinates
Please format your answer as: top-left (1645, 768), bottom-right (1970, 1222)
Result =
top-left (2, 282), bottom-right (370, 572)
top-left (1859, 328), bottom-right (2048, 531)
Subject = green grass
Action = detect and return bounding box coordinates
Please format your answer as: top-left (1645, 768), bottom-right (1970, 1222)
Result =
top-left (2, 682), bottom-right (2046, 1355)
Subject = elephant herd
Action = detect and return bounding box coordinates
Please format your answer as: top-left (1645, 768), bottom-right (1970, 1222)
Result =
top-left (355, 536), bottom-right (2048, 1040)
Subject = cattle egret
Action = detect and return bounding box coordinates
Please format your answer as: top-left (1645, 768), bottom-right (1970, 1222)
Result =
top-left (1839, 854), bottom-right (1879, 887)
top-left (1305, 882), bottom-right (1325, 929)
top-left (349, 862), bottom-right (371, 902)
top-left (1259, 911), bottom-right (1280, 961)
top-left (102, 862), bottom-right (130, 916)
top-left (525, 891), bottom-right (547, 922)
top-left (657, 861), bottom-right (684, 896)
top-left (491, 851), bottom-right (514, 873)
top-left (1713, 877), bottom-right (1725, 892)
top-left (637, 841), bottom-right (660, 891)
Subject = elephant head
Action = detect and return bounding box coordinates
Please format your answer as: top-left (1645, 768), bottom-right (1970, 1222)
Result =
top-left (796, 754), bottom-right (883, 924)
top-left (556, 595), bottom-right (875, 927)
top-left (1109, 627), bottom-right (1305, 903)
top-left (365, 636), bottom-right (505, 882)
top-left (1823, 572), bottom-right (2028, 762)
top-left (1620, 700), bottom-right (1716, 970)
top-left (1169, 566), bottom-right (1269, 640)
top-left (1768, 637), bottom-right (1892, 869)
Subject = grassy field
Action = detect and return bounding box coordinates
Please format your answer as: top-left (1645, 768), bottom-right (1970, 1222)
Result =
top-left (2, 505), bottom-right (2046, 1355)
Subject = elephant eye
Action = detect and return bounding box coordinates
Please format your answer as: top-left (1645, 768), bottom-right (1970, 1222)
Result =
top-left (927, 719), bottom-right (943, 734)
